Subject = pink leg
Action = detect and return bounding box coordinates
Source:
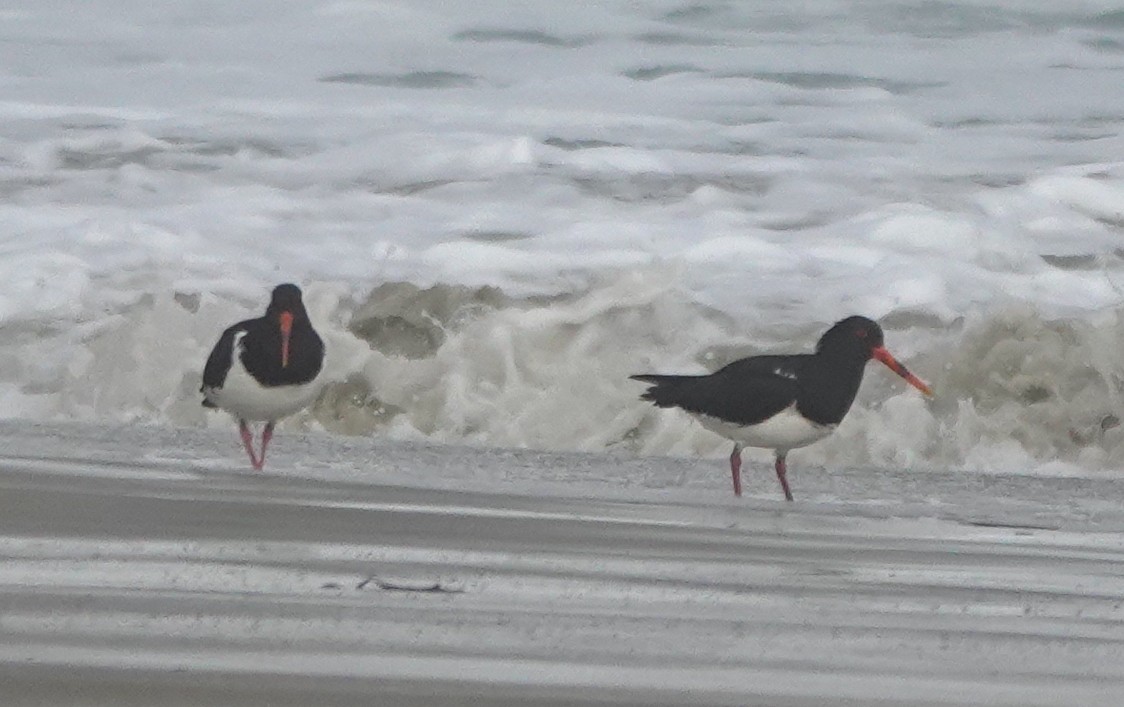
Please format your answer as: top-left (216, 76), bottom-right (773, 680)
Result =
top-left (239, 420), bottom-right (260, 469)
top-left (775, 453), bottom-right (793, 502)
top-left (255, 421), bottom-right (275, 471)
top-left (729, 443), bottom-right (742, 497)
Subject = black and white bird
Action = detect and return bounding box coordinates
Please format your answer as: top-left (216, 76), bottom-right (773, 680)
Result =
top-left (201, 283), bottom-right (325, 470)
top-left (631, 316), bottom-right (932, 501)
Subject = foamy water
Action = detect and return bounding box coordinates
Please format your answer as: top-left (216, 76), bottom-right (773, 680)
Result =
top-left (3, 0), bottom-right (1124, 473)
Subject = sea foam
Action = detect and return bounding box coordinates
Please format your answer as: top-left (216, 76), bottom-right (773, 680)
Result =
top-left (1, 0), bottom-right (1124, 475)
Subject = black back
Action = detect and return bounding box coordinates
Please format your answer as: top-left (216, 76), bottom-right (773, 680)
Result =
top-left (201, 284), bottom-right (324, 400)
top-left (631, 316), bottom-right (883, 427)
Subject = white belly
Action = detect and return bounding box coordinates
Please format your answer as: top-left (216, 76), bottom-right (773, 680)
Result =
top-left (693, 404), bottom-right (835, 452)
top-left (203, 355), bottom-right (322, 422)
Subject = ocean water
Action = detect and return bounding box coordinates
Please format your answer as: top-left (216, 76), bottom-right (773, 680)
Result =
top-left (2, 0), bottom-right (1124, 474)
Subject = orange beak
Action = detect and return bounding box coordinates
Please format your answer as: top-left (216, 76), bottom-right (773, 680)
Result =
top-left (872, 346), bottom-right (932, 396)
top-left (279, 311), bottom-right (293, 368)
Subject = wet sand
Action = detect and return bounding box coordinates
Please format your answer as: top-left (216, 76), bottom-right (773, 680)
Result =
top-left (1, 421), bottom-right (1123, 706)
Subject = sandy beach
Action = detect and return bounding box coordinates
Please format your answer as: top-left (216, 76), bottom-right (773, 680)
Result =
top-left (0, 421), bottom-right (1122, 706)
top-left (3, 1), bottom-right (1124, 703)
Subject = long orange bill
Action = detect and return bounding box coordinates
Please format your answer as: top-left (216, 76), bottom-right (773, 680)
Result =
top-left (279, 311), bottom-right (293, 368)
top-left (872, 346), bottom-right (932, 396)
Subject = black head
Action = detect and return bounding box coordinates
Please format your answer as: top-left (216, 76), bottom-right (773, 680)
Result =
top-left (266, 283), bottom-right (306, 315)
top-left (815, 315), bottom-right (884, 358)
top-left (816, 315), bottom-right (931, 395)
top-left (263, 283), bottom-right (309, 370)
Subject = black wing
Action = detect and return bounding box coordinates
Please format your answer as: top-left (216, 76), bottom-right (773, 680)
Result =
top-left (200, 321), bottom-right (250, 402)
top-left (631, 354), bottom-right (806, 426)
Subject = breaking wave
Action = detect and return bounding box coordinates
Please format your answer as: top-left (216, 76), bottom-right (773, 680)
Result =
top-left (6, 271), bottom-right (1124, 476)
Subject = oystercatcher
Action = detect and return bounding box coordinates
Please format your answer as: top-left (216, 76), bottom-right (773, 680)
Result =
top-left (631, 316), bottom-right (932, 501)
top-left (201, 283), bottom-right (325, 470)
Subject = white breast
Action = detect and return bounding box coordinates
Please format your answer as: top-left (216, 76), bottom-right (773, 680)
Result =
top-left (202, 331), bottom-right (323, 422)
top-left (693, 404), bottom-right (835, 453)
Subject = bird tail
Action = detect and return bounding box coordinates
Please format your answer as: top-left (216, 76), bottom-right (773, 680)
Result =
top-left (629, 374), bottom-right (693, 408)
top-left (200, 385), bottom-right (218, 408)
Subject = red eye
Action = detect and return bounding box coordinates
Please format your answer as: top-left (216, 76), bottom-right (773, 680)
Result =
top-left (855, 328), bottom-right (868, 338)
